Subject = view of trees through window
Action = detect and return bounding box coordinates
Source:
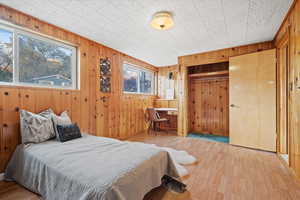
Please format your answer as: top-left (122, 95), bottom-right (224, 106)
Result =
top-left (123, 67), bottom-right (138, 92)
top-left (18, 34), bottom-right (73, 87)
top-left (0, 29), bottom-right (13, 82)
top-left (0, 26), bottom-right (77, 89)
top-left (123, 63), bottom-right (154, 94)
top-left (140, 71), bottom-right (153, 93)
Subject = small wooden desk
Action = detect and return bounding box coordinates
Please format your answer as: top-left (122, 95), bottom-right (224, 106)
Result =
top-left (154, 108), bottom-right (178, 130)
top-left (154, 108), bottom-right (178, 112)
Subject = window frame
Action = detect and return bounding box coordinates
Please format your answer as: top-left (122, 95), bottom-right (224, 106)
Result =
top-left (123, 62), bottom-right (155, 95)
top-left (0, 22), bottom-right (78, 90)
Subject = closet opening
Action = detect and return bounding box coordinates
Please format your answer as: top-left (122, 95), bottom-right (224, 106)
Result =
top-left (277, 32), bottom-right (290, 165)
top-left (187, 62), bottom-right (229, 143)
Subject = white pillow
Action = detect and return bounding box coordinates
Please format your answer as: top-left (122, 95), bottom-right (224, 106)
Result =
top-left (20, 109), bottom-right (55, 144)
top-left (51, 111), bottom-right (72, 138)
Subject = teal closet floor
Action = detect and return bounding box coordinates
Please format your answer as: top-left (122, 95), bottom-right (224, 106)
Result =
top-left (187, 133), bottom-right (229, 143)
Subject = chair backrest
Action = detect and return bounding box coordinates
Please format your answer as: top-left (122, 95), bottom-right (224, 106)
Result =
top-left (147, 108), bottom-right (161, 121)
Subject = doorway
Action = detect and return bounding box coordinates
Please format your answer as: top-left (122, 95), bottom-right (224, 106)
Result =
top-left (188, 62), bottom-right (229, 142)
top-left (277, 32), bottom-right (290, 164)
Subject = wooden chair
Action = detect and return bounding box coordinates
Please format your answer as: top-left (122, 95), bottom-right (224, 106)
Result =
top-left (147, 108), bottom-right (169, 134)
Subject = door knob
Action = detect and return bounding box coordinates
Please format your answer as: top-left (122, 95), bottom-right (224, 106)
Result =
top-left (230, 104), bottom-right (240, 108)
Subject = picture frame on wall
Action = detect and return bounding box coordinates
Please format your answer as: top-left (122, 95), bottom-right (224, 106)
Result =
top-left (100, 58), bottom-right (111, 76)
top-left (99, 58), bottom-right (111, 92)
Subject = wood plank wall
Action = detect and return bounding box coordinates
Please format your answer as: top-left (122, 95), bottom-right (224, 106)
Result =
top-left (177, 41), bottom-right (274, 136)
top-left (157, 65), bottom-right (178, 99)
top-left (189, 77), bottom-right (229, 136)
top-left (274, 0), bottom-right (300, 179)
top-left (154, 65), bottom-right (179, 130)
top-left (0, 5), bottom-right (157, 172)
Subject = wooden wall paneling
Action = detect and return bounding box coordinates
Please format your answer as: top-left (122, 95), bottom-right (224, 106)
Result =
top-left (0, 5), bottom-right (157, 172)
top-left (178, 42), bottom-right (274, 136)
top-left (222, 78), bottom-right (229, 134)
top-left (119, 95), bottom-right (127, 138)
top-left (62, 91), bottom-right (72, 116)
top-left (71, 91), bottom-right (81, 126)
top-left (104, 49), bottom-right (113, 138)
top-left (113, 53), bottom-right (121, 138)
top-left (0, 88), bottom-right (20, 172)
top-left (157, 65), bottom-right (178, 99)
top-left (134, 97), bottom-right (139, 135)
top-left (0, 89), bottom-right (5, 172)
top-left (138, 97), bottom-right (144, 134)
top-left (51, 91), bottom-right (66, 114)
top-left (168, 100), bottom-right (178, 108)
top-left (131, 96), bottom-right (137, 136)
top-left (274, 0), bottom-right (300, 179)
top-left (177, 61), bottom-right (189, 136)
top-left (88, 42), bottom-right (97, 135)
top-left (112, 51), bottom-right (119, 138)
top-left (95, 45), bottom-right (103, 137)
top-left (156, 65), bottom-right (179, 132)
top-left (125, 95), bottom-right (131, 137)
top-left (154, 99), bottom-right (168, 108)
top-left (34, 90), bottom-right (54, 113)
top-left (189, 78), bottom-right (229, 136)
top-left (79, 39), bottom-right (90, 133)
top-left (179, 42), bottom-right (274, 67)
top-left (19, 89), bottom-right (36, 112)
top-left (189, 79), bottom-right (195, 131)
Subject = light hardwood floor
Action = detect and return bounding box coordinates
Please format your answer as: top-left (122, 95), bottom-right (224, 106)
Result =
top-left (1, 133), bottom-right (300, 200)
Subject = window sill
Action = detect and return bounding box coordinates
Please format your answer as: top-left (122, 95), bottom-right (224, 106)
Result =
top-left (123, 91), bottom-right (156, 96)
top-left (0, 82), bottom-right (79, 91)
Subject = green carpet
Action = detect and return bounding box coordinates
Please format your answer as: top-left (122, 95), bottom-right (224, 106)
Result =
top-left (187, 133), bottom-right (229, 143)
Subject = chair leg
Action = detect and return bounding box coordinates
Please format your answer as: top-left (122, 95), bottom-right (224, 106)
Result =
top-left (148, 121), bottom-right (152, 135)
top-left (152, 121), bottom-right (155, 135)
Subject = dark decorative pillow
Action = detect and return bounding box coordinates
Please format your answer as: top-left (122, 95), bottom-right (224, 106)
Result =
top-left (56, 123), bottom-right (82, 142)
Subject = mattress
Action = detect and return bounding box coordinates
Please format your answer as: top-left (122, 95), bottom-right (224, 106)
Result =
top-left (5, 134), bottom-right (179, 200)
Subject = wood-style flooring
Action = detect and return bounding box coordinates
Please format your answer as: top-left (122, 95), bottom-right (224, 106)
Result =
top-left (1, 132), bottom-right (300, 200)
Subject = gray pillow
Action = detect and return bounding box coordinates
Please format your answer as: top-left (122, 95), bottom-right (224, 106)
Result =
top-left (51, 111), bottom-right (72, 138)
top-left (20, 109), bottom-right (56, 144)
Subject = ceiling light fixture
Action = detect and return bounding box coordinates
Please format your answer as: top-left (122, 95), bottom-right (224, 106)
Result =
top-left (151, 11), bottom-right (174, 30)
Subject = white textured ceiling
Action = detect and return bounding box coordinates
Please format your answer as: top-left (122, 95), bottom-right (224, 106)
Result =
top-left (0, 0), bottom-right (293, 66)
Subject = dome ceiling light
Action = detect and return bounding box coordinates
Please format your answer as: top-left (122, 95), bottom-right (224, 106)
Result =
top-left (151, 11), bottom-right (174, 30)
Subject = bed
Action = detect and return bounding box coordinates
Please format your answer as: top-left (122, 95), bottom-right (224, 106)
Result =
top-left (5, 134), bottom-right (179, 200)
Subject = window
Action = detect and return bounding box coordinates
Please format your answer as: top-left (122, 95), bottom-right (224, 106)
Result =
top-left (123, 63), bottom-right (154, 94)
top-left (0, 24), bottom-right (77, 89)
top-left (0, 29), bottom-right (13, 82)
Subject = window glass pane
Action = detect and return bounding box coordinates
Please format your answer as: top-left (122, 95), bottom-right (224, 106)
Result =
top-left (123, 67), bottom-right (138, 92)
top-left (18, 34), bottom-right (74, 88)
top-left (0, 28), bottom-right (13, 82)
top-left (140, 71), bottom-right (153, 93)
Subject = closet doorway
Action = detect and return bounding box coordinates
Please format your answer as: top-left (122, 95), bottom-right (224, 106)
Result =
top-left (188, 62), bottom-right (229, 141)
top-left (277, 32), bottom-right (290, 164)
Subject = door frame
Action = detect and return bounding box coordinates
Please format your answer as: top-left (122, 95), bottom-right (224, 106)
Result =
top-left (276, 28), bottom-right (291, 164)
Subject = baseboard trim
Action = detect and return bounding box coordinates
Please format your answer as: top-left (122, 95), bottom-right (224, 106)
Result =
top-left (277, 154), bottom-right (300, 184)
top-left (0, 173), bottom-right (4, 181)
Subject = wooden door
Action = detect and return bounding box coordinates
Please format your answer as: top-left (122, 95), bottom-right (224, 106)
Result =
top-left (189, 77), bottom-right (229, 136)
top-left (229, 49), bottom-right (276, 152)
